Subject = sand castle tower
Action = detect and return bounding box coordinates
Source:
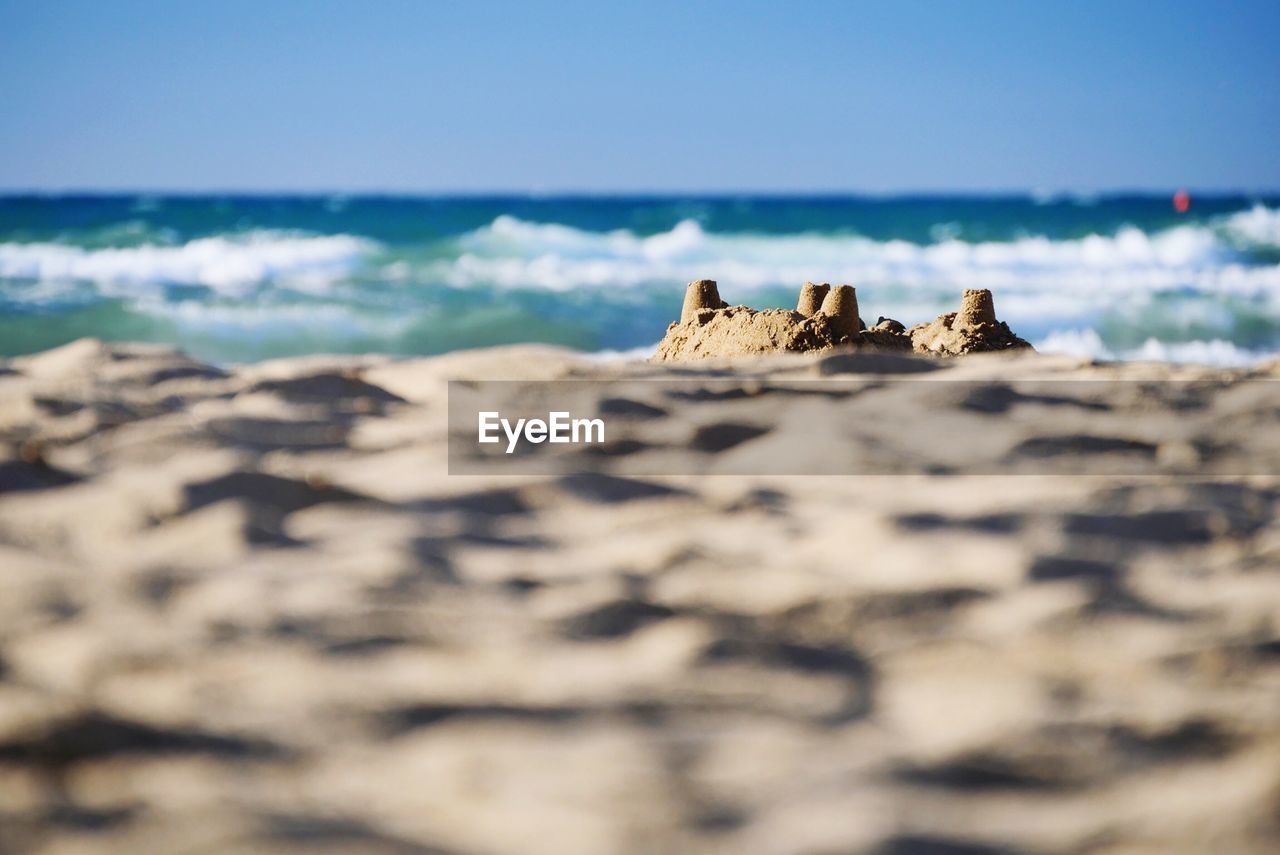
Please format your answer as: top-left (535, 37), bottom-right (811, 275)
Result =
top-left (954, 288), bottom-right (998, 331)
top-left (796, 281), bottom-right (831, 317)
top-left (906, 287), bottom-right (1032, 355)
top-left (680, 279), bottom-right (725, 323)
top-left (818, 284), bottom-right (860, 338)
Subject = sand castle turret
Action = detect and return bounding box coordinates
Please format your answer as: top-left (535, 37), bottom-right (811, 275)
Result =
top-left (906, 287), bottom-right (1033, 355)
top-left (680, 279), bottom-right (725, 323)
top-left (796, 282), bottom-right (830, 317)
top-left (818, 284), bottom-right (860, 338)
top-left (954, 288), bottom-right (998, 331)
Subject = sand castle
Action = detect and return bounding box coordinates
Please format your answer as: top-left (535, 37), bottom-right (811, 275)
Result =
top-left (909, 287), bottom-right (1033, 356)
top-left (653, 281), bottom-right (1032, 361)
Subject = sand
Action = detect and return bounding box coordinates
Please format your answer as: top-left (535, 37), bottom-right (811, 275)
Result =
top-left (909, 288), bottom-right (1035, 356)
top-left (654, 282), bottom-right (1030, 362)
top-left (1, 338), bottom-right (1279, 854)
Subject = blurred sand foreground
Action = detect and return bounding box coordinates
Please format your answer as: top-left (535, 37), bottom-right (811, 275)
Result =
top-left (1, 338), bottom-right (1278, 854)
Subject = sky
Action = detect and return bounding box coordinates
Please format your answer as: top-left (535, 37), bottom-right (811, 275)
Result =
top-left (2, 0), bottom-right (1278, 194)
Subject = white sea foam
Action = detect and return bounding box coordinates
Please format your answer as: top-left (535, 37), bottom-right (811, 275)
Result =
top-left (1223, 204), bottom-right (1280, 247)
top-left (582, 343), bottom-right (660, 362)
top-left (1035, 327), bottom-right (1270, 367)
top-left (442, 214), bottom-right (1280, 306)
top-left (7, 212), bottom-right (1277, 306)
top-left (0, 232), bottom-right (378, 295)
top-left (1034, 328), bottom-right (1114, 360)
top-left (1127, 337), bottom-right (1265, 367)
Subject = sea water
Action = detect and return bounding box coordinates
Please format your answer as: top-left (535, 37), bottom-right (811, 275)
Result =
top-left (2, 193), bottom-right (1278, 365)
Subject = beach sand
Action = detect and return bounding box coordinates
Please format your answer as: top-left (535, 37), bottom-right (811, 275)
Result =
top-left (1, 338), bottom-right (1279, 854)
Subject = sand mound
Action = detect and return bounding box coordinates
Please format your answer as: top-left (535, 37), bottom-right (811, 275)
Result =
top-left (654, 281), bottom-right (1031, 361)
top-left (653, 280), bottom-right (912, 362)
top-left (909, 288), bottom-right (1035, 356)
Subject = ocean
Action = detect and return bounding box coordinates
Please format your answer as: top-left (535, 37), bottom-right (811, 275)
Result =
top-left (2, 193), bottom-right (1279, 365)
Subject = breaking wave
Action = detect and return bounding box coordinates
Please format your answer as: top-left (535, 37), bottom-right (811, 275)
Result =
top-left (0, 231), bottom-right (378, 296)
top-left (1034, 328), bottom-right (1272, 368)
top-left (442, 209), bottom-right (1280, 301)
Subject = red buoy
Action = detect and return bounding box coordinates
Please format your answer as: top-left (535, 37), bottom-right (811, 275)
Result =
top-left (1173, 189), bottom-right (1191, 213)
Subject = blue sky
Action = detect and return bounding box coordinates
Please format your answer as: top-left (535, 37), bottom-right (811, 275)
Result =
top-left (2, 0), bottom-right (1278, 193)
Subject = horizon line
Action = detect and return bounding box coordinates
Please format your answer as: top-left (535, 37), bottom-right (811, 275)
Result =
top-left (3, 186), bottom-right (1280, 199)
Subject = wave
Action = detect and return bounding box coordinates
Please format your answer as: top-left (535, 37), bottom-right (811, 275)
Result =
top-left (5, 208), bottom-right (1278, 302)
top-left (1035, 328), bottom-right (1271, 367)
top-left (1223, 203), bottom-right (1280, 247)
top-left (438, 211), bottom-right (1280, 306)
top-left (3, 205), bottom-right (1280, 364)
top-left (0, 231), bottom-right (378, 296)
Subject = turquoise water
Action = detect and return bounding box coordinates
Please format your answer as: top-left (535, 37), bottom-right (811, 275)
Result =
top-left (2, 193), bottom-right (1279, 364)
